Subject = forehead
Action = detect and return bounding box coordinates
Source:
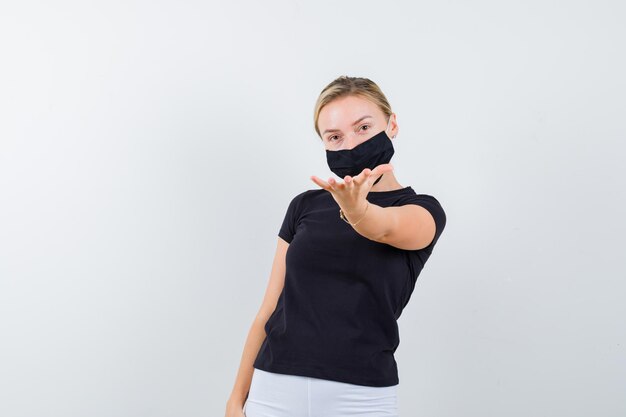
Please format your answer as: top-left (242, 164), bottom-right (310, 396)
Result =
top-left (318, 95), bottom-right (382, 129)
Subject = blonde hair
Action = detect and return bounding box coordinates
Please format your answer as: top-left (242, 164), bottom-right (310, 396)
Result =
top-left (313, 76), bottom-right (393, 139)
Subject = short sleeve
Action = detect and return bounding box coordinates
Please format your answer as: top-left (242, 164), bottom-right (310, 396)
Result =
top-left (400, 194), bottom-right (447, 249)
top-left (277, 192), bottom-right (305, 243)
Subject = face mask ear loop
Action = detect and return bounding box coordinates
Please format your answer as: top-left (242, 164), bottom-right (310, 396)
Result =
top-left (373, 115), bottom-right (394, 187)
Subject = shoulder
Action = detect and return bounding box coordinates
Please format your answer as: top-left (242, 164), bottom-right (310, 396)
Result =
top-left (397, 188), bottom-right (443, 206)
top-left (289, 188), bottom-right (327, 204)
top-left (396, 190), bottom-right (447, 227)
top-left (403, 193), bottom-right (444, 208)
top-left (283, 188), bottom-right (327, 213)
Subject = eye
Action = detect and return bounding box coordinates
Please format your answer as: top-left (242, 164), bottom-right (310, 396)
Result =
top-left (359, 124), bottom-right (370, 131)
top-left (328, 135), bottom-right (340, 142)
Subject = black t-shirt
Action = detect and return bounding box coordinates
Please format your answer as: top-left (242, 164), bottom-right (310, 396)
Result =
top-left (253, 186), bottom-right (446, 387)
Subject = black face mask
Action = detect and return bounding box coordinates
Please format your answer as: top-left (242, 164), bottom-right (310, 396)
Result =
top-left (325, 117), bottom-right (395, 185)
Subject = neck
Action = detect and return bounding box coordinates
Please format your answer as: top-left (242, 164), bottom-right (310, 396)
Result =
top-left (369, 170), bottom-right (403, 192)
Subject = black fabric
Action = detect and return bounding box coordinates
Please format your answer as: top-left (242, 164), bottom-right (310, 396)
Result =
top-left (253, 186), bottom-right (446, 387)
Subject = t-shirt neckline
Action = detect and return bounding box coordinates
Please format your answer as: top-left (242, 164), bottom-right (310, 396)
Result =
top-left (367, 185), bottom-right (413, 196)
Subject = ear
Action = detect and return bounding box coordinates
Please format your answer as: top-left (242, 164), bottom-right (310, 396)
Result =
top-left (389, 113), bottom-right (398, 139)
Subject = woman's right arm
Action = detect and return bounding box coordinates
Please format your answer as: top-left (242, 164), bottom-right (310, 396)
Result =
top-left (224, 237), bottom-right (289, 416)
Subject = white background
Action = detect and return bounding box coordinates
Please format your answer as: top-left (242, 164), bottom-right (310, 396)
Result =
top-left (1, 1), bottom-right (624, 416)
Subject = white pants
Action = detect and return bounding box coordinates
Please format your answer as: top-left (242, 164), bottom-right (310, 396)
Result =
top-left (244, 368), bottom-right (400, 417)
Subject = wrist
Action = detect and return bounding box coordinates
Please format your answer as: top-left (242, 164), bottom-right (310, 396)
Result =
top-left (226, 394), bottom-right (246, 408)
top-left (341, 200), bottom-right (369, 226)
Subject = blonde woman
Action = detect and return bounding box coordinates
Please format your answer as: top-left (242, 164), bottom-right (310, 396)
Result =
top-left (225, 76), bottom-right (447, 417)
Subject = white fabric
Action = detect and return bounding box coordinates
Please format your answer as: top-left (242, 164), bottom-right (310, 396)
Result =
top-left (244, 368), bottom-right (400, 417)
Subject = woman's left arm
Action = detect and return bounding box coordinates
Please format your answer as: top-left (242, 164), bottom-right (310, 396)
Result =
top-left (343, 203), bottom-right (436, 251)
top-left (311, 163), bottom-right (436, 251)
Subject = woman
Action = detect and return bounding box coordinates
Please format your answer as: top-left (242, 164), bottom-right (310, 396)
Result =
top-left (225, 76), bottom-right (447, 417)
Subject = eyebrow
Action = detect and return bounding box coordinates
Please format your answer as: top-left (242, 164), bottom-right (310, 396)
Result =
top-left (322, 115), bottom-right (373, 135)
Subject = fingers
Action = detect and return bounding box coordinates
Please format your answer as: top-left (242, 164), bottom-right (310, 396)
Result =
top-left (369, 164), bottom-right (394, 182)
top-left (310, 175), bottom-right (331, 191)
top-left (310, 175), bottom-right (348, 192)
top-left (311, 164), bottom-right (393, 192)
top-left (352, 164), bottom-right (394, 187)
top-left (331, 177), bottom-right (354, 192)
top-left (329, 177), bottom-right (346, 191)
top-left (350, 168), bottom-right (371, 187)
top-left (344, 175), bottom-right (355, 191)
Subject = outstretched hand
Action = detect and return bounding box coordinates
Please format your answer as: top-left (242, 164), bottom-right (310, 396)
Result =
top-left (310, 163), bottom-right (394, 215)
